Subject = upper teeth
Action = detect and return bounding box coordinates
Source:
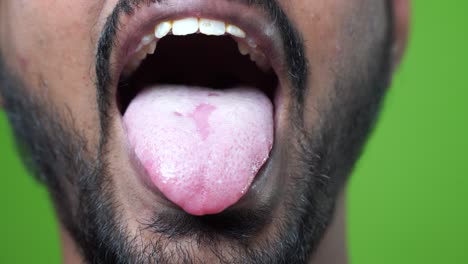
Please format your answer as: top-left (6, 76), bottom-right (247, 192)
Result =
top-left (226, 24), bottom-right (246, 38)
top-left (172, 17), bottom-right (199, 36)
top-left (124, 17), bottom-right (270, 77)
top-left (155, 21), bottom-right (172, 38)
top-left (199, 18), bottom-right (226, 36)
top-left (154, 17), bottom-right (246, 39)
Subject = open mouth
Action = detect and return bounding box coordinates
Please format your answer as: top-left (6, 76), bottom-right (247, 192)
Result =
top-left (110, 6), bottom-right (286, 216)
top-left (118, 18), bottom-right (278, 115)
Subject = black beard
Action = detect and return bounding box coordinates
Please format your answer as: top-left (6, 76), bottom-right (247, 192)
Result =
top-left (0, 0), bottom-right (393, 263)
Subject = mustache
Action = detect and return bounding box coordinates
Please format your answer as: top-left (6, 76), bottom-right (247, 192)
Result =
top-left (94, 0), bottom-right (308, 134)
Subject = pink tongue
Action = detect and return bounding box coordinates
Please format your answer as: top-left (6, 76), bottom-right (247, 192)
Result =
top-left (123, 86), bottom-right (273, 215)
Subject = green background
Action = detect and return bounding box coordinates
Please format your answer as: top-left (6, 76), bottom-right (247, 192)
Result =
top-left (1, 1), bottom-right (467, 263)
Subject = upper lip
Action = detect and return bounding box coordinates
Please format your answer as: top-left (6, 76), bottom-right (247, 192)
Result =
top-left (107, 0), bottom-right (288, 89)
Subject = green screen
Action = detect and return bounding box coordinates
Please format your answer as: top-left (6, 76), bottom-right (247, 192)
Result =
top-left (1, 1), bottom-right (467, 263)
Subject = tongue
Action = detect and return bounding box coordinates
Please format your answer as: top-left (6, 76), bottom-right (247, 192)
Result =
top-left (123, 86), bottom-right (273, 215)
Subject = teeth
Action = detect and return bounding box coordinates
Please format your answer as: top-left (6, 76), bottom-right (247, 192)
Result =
top-left (237, 42), bottom-right (249, 55)
top-left (199, 19), bottom-right (226, 36)
top-left (249, 52), bottom-right (258, 62)
top-left (172, 17), bottom-right (199, 36)
top-left (226, 24), bottom-right (246, 38)
top-left (250, 51), bottom-right (270, 72)
top-left (247, 38), bottom-right (257, 48)
top-left (147, 41), bottom-right (157, 55)
top-left (154, 21), bottom-right (172, 39)
top-left (141, 34), bottom-right (155, 45)
top-left (125, 18), bottom-right (271, 77)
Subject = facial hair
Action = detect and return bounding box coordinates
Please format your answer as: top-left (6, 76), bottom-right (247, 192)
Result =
top-left (0, 1), bottom-right (393, 263)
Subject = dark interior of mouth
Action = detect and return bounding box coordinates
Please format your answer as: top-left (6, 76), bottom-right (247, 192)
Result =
top-left (117, 34), bottom-right (278, 114)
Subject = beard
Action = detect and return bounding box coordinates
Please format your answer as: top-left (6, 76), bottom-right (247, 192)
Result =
top-left (0, 2), bottom-right (393, 263)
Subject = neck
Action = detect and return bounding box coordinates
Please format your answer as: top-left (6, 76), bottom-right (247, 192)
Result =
top-left (60, 224), bottom-right (85, 264)
top-left (309, 190), bottom-right (348, 264)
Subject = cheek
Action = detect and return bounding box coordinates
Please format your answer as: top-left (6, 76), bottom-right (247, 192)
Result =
top-left (1, 0), bottom-right (106, 149)
top-left (282, 0), bottom-right (352, 128)
top-left (283, 0), bottom-right (385, 130)
top-left (285, 0), bottom-right (350, 60)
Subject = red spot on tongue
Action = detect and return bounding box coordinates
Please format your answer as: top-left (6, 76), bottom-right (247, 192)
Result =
top-left (123, 86), bottom-right (273, 215)
top-left (189, 103), bottom-right (216, 140)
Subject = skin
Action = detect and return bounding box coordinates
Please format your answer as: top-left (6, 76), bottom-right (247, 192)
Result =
top-left (0, 0), bottom-right (409, 263)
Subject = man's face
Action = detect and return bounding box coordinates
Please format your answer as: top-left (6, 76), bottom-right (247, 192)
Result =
top-left (0, 0), bottom-right (403, 262)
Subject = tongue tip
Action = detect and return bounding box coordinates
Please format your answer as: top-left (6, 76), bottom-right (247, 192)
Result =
top-left (181, 203), bottom-right (229, 216)
top-left (166, 184), bottom-right (249, 216)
